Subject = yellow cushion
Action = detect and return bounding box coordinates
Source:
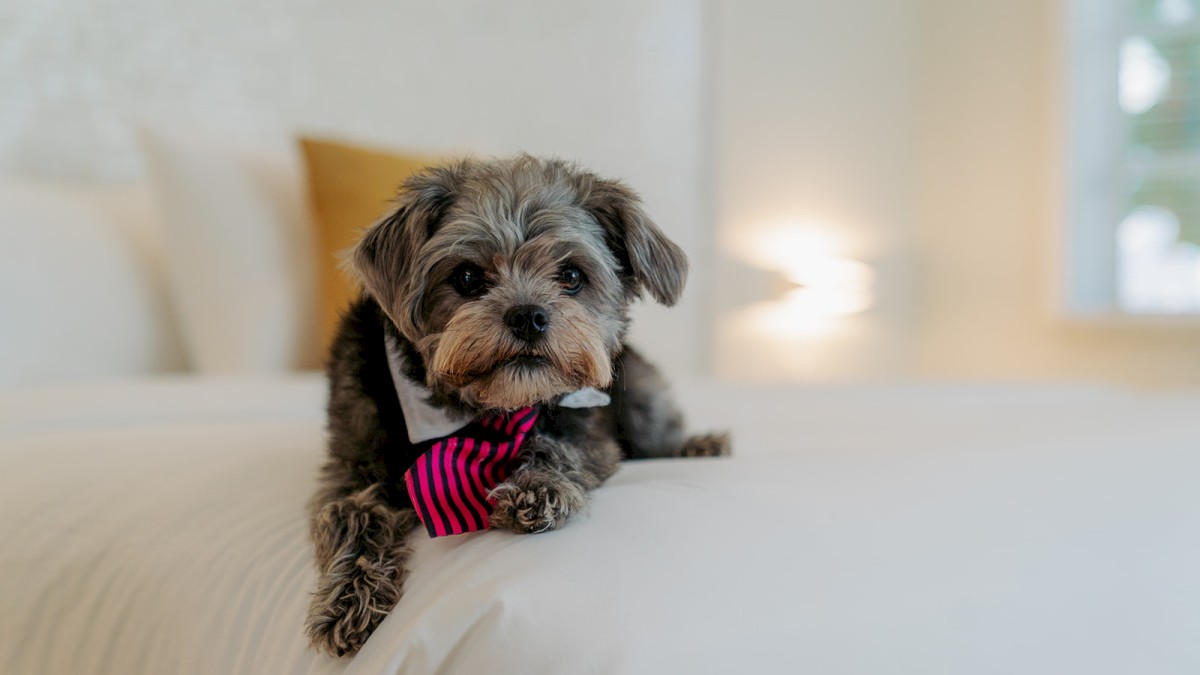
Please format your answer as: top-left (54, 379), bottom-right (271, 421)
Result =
top-left (299, 137), bottom-right (435, 351)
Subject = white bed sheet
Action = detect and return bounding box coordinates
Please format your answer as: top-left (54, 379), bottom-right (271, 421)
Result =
top-left (2, 376), bottom-right (1199, 674)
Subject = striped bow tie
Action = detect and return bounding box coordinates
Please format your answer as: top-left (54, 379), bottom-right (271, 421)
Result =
top-left (404, 407), bottom-right (540, 537)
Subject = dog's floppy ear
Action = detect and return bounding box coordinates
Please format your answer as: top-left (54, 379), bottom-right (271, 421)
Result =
top-left (583, 178), bottom-right (688, 306)
top-left (349, 163), bottom-right (463, 328)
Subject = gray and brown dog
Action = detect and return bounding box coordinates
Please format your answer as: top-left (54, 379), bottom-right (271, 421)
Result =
top-left (306, 155), bottom-right (728, 656)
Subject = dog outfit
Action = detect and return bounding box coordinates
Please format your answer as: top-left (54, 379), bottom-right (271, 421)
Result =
top-left (385, 335), bottom-right (608, 537)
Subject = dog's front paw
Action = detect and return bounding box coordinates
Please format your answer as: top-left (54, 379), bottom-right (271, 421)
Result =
top-left (676, 432), bottom-right (732, 458)
top-left (306, 553), bottom-right (403, 657)
top-left (489, 471), bottom-right (587, 534)
top-left (306, 552), bottom-right (404, 657)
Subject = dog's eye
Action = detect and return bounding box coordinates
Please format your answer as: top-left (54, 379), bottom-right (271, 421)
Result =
top-left (450, 264), bottom-right (487, 298)
top-left (557, 266), bottom-right (585, 295)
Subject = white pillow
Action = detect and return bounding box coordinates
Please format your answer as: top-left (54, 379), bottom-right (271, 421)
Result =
top-left (140, 125), bottom-right (319, 373)
top-left (0, 180), bottom-right (185, 388)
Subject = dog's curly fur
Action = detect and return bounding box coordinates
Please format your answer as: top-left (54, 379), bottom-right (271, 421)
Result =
top-left (306, 155), bottom-right (729, 657)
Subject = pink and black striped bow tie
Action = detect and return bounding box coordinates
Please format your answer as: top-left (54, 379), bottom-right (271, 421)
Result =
top-left (404, 407), bottom-right (540, 537)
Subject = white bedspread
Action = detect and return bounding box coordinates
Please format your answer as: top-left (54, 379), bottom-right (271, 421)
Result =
top-left (2, 376), bottom-right (1199, 674)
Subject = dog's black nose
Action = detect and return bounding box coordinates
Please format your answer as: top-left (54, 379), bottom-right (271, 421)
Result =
top-left (504, 305), bottom-right (550, 342)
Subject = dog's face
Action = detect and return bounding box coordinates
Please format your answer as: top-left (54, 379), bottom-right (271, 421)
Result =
top-left (350, 156), bottom-right (687, 411)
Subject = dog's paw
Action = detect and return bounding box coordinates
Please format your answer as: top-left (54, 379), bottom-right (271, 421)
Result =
top-left (676, 432), bottom-right (731, 458)
top-left (489, 472), bottom-right (587, 534)
top-left (306, 553), bottom-right (404, 657)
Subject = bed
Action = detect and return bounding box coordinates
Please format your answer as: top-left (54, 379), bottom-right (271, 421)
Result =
top-left (4, 124), bottom-right (1199, 674)
top-left (3, 375), bottom-right (1198, 674)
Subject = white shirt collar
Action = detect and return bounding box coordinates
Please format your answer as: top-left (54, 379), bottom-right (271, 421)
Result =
top-left (384, 334), bottom-right (611, 444)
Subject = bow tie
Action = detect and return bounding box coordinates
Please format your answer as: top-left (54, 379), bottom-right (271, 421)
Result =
top-left (404, 407), bottom-right (540, 537)
top-left (383, 333), bottom-right (609, 537)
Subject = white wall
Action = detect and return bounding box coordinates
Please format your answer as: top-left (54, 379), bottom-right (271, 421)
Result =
top-left (711, 0), bottom-right (919, 382)
top-left (9, 0), bottom-right (1200, 388)
top-left (711, 0), bottom-right (1200, 389)
top-left (0, 0), bottom-right (707, 380)
top-left (914, 0), bottom-right (1200, 388)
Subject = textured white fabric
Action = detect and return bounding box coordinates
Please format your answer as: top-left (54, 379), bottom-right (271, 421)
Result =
top-left (140, 123), bottom-right (319, 373)
top-left (0, 180), bottom-right (184, 387)
top-left (2, 377), bottom-right (1199, 674)
top-left (557, 387), bottom-right (611, 408)
top-left (383, 335), bottom-right (471, 444)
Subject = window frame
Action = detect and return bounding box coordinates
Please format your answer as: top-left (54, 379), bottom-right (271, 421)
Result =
top-left (1061, 0), bottom-right (1200, 324)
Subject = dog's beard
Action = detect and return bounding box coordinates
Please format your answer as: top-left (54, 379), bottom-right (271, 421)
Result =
top-left (423, 302), bottom-right (613, 410)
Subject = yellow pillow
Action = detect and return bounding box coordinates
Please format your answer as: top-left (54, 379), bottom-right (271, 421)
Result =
top-left (299, 137), bottom-right (435, 352)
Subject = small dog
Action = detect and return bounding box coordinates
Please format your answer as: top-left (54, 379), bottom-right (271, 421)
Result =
top-left (305, 155), bottom-right (728, 657)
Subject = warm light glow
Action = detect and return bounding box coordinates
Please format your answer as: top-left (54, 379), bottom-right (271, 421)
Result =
top-left (728, 224), bottom-right (844, 275)
top-left (726, 222), bottom-right (876, 325)
top-left (782, 257), bottom-right (875, 317)
top-left (732, 299), bottom-right (845, 339)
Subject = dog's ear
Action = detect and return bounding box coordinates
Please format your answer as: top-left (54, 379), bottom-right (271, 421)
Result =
top-left (348, 163), bottom-right (463, 328)
top-left (582, 178), bottom-right (688, 306)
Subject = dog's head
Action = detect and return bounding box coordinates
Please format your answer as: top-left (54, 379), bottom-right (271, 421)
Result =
top-left (349, 155), bottom-right (687, 410)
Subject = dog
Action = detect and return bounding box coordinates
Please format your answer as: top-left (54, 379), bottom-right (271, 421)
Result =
top-left (305, 155), bottom-right (729, 657)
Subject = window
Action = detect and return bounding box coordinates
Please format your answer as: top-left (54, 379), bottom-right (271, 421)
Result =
top-left (1066, 0), bottom-right (1200, 316)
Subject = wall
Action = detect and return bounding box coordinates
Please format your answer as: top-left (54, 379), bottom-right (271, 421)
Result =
top-left (0, 0), bottom-right (706, 381)
top-left (711, 0), bottom-right (919, 382)
top-left (914, 0), bottom-right (1200, 388)
top-left (711, 0), bottom-right (1200, 389)
top-left (7, 0), bottom-right (1199, 388)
